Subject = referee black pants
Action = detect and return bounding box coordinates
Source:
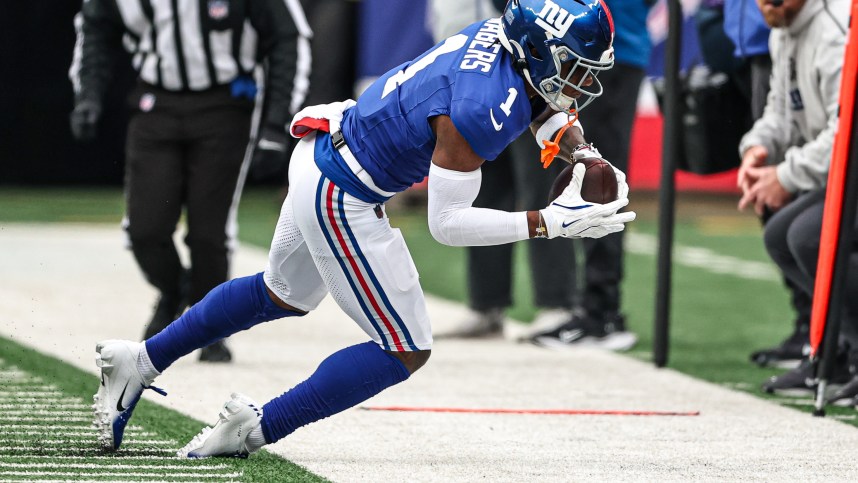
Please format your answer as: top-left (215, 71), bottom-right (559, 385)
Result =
top-left (124, 83), bottom-right (253, 307)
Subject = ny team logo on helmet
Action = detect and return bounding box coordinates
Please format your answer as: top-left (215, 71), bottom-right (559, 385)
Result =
top-left (499, 0), bottom-right (614, 114)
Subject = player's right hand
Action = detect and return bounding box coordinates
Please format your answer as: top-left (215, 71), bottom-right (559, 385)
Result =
top-left (70, 100), bottom-right (102, 142)
top-left (539, 163), bottom-right (635, 239)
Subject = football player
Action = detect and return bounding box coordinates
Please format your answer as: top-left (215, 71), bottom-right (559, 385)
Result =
top-left (93, 0), bottom-right (634, 457)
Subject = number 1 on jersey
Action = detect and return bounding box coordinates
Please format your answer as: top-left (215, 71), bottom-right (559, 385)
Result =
top-left (381, 34), bottom-right (469, 99)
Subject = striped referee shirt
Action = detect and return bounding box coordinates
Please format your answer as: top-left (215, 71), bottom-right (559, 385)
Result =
top-left (70, 0), bottom-right (311, 127)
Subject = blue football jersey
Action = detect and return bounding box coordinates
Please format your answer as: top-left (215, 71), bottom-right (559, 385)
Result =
top-left (337, 18), bottom-right (537, 195)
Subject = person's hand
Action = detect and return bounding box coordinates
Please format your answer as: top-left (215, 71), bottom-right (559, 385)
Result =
top-left (69, 100), bottom-right (102, 142)
top-left (737, 165), bottom-right (793, 215)
top-left (539, 163), bottom-right (636, 239)
top-left (250, 125), bottom-right (289, 181)
top-left (737, 145), bottom-right (768, 193)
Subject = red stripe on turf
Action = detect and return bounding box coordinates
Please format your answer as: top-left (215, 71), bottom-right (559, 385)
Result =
top-left (360, 406), bottom-right (700, 416)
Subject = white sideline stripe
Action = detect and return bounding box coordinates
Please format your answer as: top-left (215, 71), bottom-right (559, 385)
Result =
top-left (5, 430), bottom-right (154, 437)
top-left (5, 431), bottom-right (105, 437)
top-left (0, 366), bottom-right (39, 379)
top-left (0, 471), bottom-right (242, 478)
top-left (0, 376), bottom-right (41, 382)
top-left (0, 403), bottom-right (89, 410)
top-left (7, 455), bottom-right (228, 462)
top-left (0, 391), bottom-right (64, 397)
top-left (0, 397), bottom-right (83, 403)
top-left (626, 232), bottom-right (780, 281)
top-left (0, 462), bottom-right (232, 470)
top-left (0, 481), bottom-right (216, 483)
top-left (0, 386), bottom-right (57, 392)
top-left (3, 410), bottom-right (88, 416)
top-left (0, 371), bottom-right (39, 379)
top-left (0, 446), bottom-right (175, 454)
top-left (2, 439), bottom-right (175, 446)
top-left (3, 424), bottom-right (145, 431)
top-left (0, 416), bottom-right (91, 422)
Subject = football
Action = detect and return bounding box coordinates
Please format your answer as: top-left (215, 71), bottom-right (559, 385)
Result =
top-left (547, 157), bottom-right (618, 204)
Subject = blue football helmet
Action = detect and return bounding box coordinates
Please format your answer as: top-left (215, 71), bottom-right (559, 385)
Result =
top-left (499, 0), bottom-right (615, 114)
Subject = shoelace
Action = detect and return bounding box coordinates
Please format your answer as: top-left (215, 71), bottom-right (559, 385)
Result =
top-left (146, 384), bottom-right (168, 397)
top-left (179, 426), bottom-right (214, 454)
top-left (182, 409), bottom-right (229, 449)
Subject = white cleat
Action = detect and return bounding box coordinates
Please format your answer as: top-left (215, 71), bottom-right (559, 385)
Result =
top-left (93, 339), bottom-right (165, 451)
top-left (177, 392), bottom-right (263, 459)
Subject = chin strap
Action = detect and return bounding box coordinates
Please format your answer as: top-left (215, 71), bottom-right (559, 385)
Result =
top-left (539, 111), bottom-right (579, 169)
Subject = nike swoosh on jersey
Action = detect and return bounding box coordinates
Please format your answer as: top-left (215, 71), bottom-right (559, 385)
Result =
top-left (489, 109), bottom-right (503, 131)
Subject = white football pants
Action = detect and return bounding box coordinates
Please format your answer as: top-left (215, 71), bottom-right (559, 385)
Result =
top-left (263, 133), bottom-right (432, 351)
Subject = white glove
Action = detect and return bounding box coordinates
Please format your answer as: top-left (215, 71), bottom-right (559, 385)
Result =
top-left (539, 163), bottom-right (636, 239)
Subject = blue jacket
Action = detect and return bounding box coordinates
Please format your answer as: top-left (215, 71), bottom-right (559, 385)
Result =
top-left (606, 0), bottom-right (654, 68)
top-left (723, 0), bottom-right (770, 58)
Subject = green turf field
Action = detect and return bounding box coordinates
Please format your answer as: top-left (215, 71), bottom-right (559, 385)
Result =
top-left (0, 336), bottom-right (328, 482)
top-left (0, 186), bottom-right (855, 480)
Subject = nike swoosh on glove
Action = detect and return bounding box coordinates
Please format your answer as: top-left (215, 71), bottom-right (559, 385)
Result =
top-left (539, 163), bottom-right (636, 239)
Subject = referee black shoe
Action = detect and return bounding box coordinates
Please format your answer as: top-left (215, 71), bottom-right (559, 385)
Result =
top-left (199, 340), bottom-right (233, 363)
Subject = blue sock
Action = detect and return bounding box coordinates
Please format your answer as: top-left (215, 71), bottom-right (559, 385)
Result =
top-left (260, 341), bottom-right (410, 444)
top-left (146, 272), bottom-right (302, 372)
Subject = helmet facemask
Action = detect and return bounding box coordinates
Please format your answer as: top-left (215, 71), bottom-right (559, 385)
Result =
top-left (536, 42), bottom-right (613, 113)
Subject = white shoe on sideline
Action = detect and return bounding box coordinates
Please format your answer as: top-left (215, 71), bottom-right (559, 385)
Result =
top-left (178, 392), bottom-right (263, 459)
top-left (93, 339), bottom-right (165, 450)
top-left (504, 308), bottom-right (576, 342)
top-left (435, 308), bottom-right (505, 339)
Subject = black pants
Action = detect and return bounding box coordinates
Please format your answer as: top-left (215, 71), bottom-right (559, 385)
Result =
top-left (764, 190), bottom-right (858, 343)
top-left (577, 64), bottom-right (645, 316)
top-left (124, 83), bottom-right (253, 306)
top-left (466, 135), bottom-right (576, 311)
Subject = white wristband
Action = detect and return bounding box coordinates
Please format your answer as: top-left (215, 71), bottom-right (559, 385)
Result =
top-left (534, 111), bottom-right (583, 149)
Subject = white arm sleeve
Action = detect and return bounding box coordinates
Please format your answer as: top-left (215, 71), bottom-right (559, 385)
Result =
top-left (427, 163), bottom-right (530, 247)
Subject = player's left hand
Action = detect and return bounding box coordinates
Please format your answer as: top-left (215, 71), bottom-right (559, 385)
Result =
top-left (250, 125), bottom-right (290, 182)
top-left (540, 163), bottom-right (636, 239)
top-left (738, 165), bottom-right (793, 215)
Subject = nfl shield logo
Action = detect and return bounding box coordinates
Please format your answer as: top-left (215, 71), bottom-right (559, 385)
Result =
top-left (208, 0), bottom-right (229, 20)
top-left (139, 93), bottom-right (156, 112)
